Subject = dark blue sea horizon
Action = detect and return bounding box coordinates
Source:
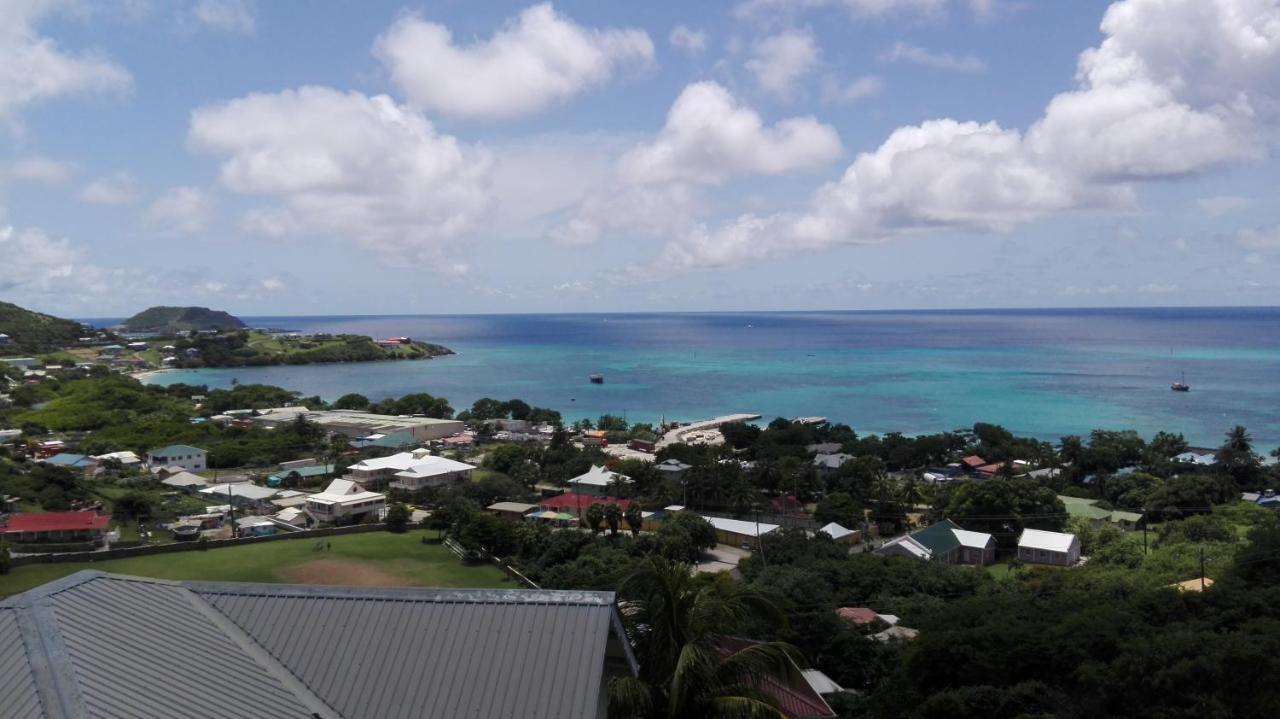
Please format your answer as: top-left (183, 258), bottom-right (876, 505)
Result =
top-left (92, 306), bottom-right (1280, 449)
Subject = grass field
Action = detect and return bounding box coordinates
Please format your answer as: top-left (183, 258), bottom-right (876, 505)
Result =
top-left (0, 530), bottom-right (511, 597)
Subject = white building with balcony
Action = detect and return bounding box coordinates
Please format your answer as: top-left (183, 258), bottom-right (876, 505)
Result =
top-left (304, 479), bottom-right (386, 526)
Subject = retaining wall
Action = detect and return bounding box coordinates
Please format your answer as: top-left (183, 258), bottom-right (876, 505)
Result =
top-left (11, 523), bottom-right (387, 567)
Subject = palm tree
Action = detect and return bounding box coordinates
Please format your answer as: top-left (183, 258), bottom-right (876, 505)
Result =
top-left (624, 503), bottom-right (644, 536)
top-left (604, 503), bottom-right (623, 536)
top-left (608, 557), bottom-right (808, 718)
top-left (1223, 425), bottom-right (1253, 454)
top-left (585, 503), bottom-right (605, 535)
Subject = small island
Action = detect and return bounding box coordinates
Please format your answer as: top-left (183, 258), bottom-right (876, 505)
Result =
top-left (121, 306), bottom-right (246, 334)
top-left (0, 302), bottom-right (453, 372)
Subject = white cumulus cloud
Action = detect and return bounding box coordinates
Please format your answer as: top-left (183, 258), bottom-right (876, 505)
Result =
top-left (7, 156), bottom-right (74, 184)
top-left (669, 25), bottom-right (707, 55)
top-left (644, 0), bottom-right (1280, 276)
top-left (821, 75), bottom-right (884, 104)
top-left (189, 85), bottom-right (493, 262)
top-left (621, 82), bottom-right (843, 184)
top-left (0, 1), bottom-right (131, 123)
top-left (143, 186), bottom-right (216, 235)
top-left (192, 0), bottom-right (256, 35)
top-left (79, 171), bottom-right (141, 205)
top-left (373, 3), bottom-right (653, 120)
top-left (746, 29), bottom-right (820, 97)
top-left (736, 0), bottom-right (950, 20)
top-left (879, 41), bottom-right (987, 73)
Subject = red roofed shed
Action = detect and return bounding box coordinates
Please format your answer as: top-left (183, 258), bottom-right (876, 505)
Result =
top-left (1, 511), bottom-right (110, 545)
top-left (835, 607), bottom-right (879, 625)
top-left (539, 493), bottom-right (630, 514)
top-left (961, 455), bottom-right (986, 468)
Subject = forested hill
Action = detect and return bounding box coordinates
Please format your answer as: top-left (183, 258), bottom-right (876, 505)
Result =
top-left (0, 301), bottom-right (86, 353)
top-left (122, 306), bottom-right (246, 333)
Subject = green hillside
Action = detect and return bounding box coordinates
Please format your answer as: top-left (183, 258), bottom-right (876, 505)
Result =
top-left (0, 301), bottom-right (86, 354)
top-left (122, 306), bottom-right (246, 333)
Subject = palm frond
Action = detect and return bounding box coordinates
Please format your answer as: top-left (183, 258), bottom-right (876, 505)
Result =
top-left (707, 695), bottom-right (789, 719)
top-left (607, 676), bottom-right (655, 719)
top-left (668, 640), bottom-right (719, 716)
top-left (716, 641), bottom-right (809, 689)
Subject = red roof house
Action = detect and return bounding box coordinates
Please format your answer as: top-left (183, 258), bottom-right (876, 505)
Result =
top-left (974, 462), bottom-right (1005, 475)
top-left (835, 607), bottom-right (879, 625)
top-left (538, 493), bottom-right (630, 514)
top-left (960, 455), bottom-right (986, 469)
top-left (1, 511), bottom-right (110, 544)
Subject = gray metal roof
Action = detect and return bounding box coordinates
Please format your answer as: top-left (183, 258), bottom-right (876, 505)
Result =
top-left (2, 571), bottom-right (635, 719)
top-left (0, 609), bottom-right (44, 719)
top-left (192, 583), bottom-right (633, 719)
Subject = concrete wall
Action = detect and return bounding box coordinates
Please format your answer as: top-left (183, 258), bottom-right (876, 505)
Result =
top-left (10, 523), bottom-right (386, 567)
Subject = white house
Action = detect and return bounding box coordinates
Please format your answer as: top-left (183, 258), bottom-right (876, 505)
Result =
top-left (198, 483), bottom-right (279, 512)
top-left (568, 465), bottom-right (632, 497)
top-left (92, 450), bottom-right (144, 468)
top-left (345, 450), bottom-right (475, 490)
top-left (160, 471), bottom-right (208, 491)
top-left (305, 479), bottom-right (386, 526)
top-left (146, 444), bottom-right (207, 472)
top-left (1017, 528), bottom-right (1081, 566)
top-left (818, 521), bottom-right (859, 544)
top-left (875, 535), bottom-right (934, 561)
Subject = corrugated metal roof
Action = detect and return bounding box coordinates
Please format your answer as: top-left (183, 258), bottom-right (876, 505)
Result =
top-left (48, 576), bottom-right (318, 719)
top-left (193, 583), bottom-right (624, 719)
top-left (3, 572), bottom-right (632, 719)
top-left (0, 609), bottom-right (44, 719)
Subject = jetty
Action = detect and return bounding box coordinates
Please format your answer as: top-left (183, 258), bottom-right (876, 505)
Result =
top-left (657, 413), bottom-right (761, 448)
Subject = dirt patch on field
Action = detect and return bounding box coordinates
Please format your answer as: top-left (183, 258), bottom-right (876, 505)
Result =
top-left (280, 559), bottom-right (412, 586)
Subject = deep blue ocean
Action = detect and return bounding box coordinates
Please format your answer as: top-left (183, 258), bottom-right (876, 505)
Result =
top-left (92, 308), bottom-right (1280, 449)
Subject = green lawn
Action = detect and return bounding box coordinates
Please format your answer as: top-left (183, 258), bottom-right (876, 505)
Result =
top-left (0, 530), bottom-right (511, 597)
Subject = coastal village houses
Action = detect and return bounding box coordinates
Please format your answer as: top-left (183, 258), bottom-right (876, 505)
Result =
top-left (146, 444), bottom-right (207, 472)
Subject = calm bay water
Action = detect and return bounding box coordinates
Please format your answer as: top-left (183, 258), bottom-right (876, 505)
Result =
top-left (122, 308), bottom-right (1280, 448)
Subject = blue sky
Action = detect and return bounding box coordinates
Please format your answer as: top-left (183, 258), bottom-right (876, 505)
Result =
top-left (1, 0), bottom-right (1278, 316)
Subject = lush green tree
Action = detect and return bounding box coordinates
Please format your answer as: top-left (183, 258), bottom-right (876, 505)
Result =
top-left (458, 512), bottom-right (519, 556)
top-left (625, 503), bottom-right (644, 536)
top-left (112, 492), bottom-right (154, 522)
top-left (384, 503), bottom-right (411, 533)
top-left (609, 557), bottom-right (807, 719)
top-left (604, 503), bottom-right (624, 536)
top-left (585, 503), bottom-right (606, 535)
top-left (597, 414), bottom-right (628, 432)
top-left (814, 491), bottom-right (861, 527)
top-left (1144, 474), bottom-right (1235, 521)
top-left (1217, 424), bottom-right (1262, 487)
top-left (1156, 514), bottom-right (1236, 546)
top-left (931, 478), bottom-right (1065, 544)
top-left (657, 513), bottom-right (717, 562)
top-left (332, 393), bottom-right (370, 410)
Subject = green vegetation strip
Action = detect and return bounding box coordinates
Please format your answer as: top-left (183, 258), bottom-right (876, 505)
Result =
top-left (0, 530), bottom-right (511, 597)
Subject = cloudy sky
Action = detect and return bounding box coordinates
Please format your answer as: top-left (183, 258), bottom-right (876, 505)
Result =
top-left (2, 0), bottom-right (1279, 317)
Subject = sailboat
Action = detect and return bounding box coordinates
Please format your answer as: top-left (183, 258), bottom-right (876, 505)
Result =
top-left (1171, 371), bottom-right (1190, 392)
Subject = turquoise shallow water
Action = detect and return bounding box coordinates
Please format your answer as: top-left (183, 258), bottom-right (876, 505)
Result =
top-left (122, 308), bottom-right (1280, 449)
